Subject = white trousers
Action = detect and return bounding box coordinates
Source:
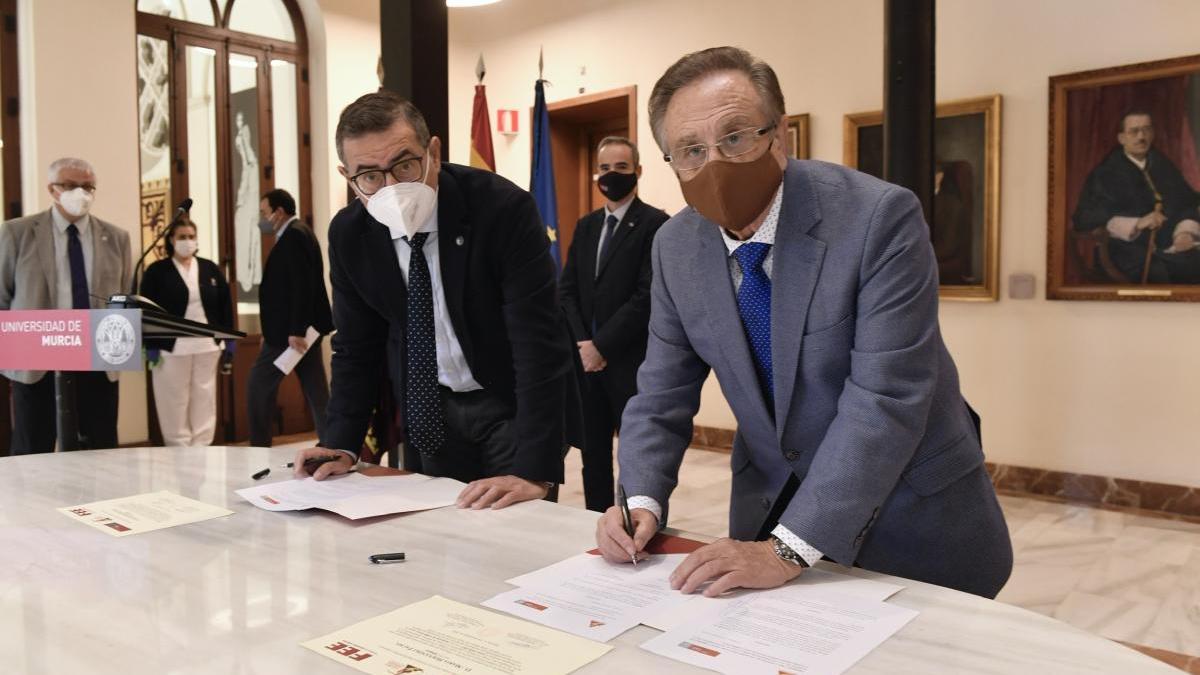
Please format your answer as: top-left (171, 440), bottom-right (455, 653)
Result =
top-left (151, 350), bottom-right (221, 446)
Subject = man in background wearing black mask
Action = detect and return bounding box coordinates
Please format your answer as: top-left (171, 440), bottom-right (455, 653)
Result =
top-left (559, 136), bottom-right (669, 512)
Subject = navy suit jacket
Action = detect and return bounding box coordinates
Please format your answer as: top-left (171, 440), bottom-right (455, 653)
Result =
top-left (618, 160), bottom-right (1012, 598)
top-left (322, 163), bottom-right (582, 483)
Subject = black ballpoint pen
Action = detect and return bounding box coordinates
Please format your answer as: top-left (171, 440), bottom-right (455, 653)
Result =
top-left (618, 485), bottom-right (638, 567)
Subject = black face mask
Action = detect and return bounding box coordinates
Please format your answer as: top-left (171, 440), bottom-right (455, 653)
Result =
top-left (597, 170), bottom-right (638, 202)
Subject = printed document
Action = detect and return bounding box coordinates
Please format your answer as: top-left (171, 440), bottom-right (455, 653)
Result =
top-left (58, 490), bottom-right (233, 537)
top-left (640, 586), bottom-right (918, 675)
top-left (236, 472), bottom-right (465, 519)
top-left (301, 595), bottom-right (611, 675)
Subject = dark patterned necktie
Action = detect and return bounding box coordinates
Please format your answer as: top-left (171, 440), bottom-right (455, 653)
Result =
top-left (404, 232), bottom-right (445, 457)
top-left (596, 214), bottom-right (618, 276)
top-left (732, 242), bottom-right (773, 404)
top-left (66, 224), bottom-right (89, 309)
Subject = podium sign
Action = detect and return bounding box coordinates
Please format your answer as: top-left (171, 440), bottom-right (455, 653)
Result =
top-left (0, 309), bottom-right (143, 372)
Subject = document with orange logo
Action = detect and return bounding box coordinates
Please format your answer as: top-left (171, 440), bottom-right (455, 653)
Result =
top-left (639, 586), bottom-right (918, 675)
top-left (300, 595), bottom-right (610, 675)
top-left (482, 552), bottom-right (692, 642)
top-left (57, 490), bottom-right (233, 537)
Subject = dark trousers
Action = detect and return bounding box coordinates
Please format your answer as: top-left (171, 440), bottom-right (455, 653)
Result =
top-left (415, 387), bottom-right (519, 483)
top-left (579, 370), bottom-right (632, 512)
top-left (10, 372), bottom-right (119, 454)
top-left (247, 337), bottom-right (329, 447)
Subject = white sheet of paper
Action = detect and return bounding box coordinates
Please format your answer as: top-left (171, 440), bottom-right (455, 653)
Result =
top-left (57, 490), bottom-right (233, 537)
top-left (642, 567), bottom-right (904, 632)
top-left (235, 472), bottom-right (465, 519)
top-left (301, 595), bottom-right (611, 675)
top-left (485, 553), bottom-right (692, 642)
top-left (272, 325), bottom-right (320, 374)
top-left (640, 586), bottom-right (918, 675)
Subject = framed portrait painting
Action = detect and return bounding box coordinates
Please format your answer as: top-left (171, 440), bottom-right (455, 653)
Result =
top-left (1048, 54), bottom-right (1200, 301)
top-left (843, 95), bottom-right (1002, 301)
top-left (786, 113), bottom-right (810, 159)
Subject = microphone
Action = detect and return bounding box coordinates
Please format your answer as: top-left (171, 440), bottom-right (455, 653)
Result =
top-left (128, 198), bottom-right (193, 296)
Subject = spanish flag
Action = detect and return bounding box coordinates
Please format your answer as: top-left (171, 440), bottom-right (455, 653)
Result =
top-left (470, 57), bottom-right (496, 172)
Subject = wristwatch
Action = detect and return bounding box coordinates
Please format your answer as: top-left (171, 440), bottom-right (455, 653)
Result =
top-left (770, 535), bottom-right (810, 568)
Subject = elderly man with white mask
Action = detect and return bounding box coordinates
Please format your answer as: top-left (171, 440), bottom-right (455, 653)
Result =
top-left (0, 157), bottom-right (131, 453)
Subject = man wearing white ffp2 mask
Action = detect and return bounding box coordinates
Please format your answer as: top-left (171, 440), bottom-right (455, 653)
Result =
top-left (0, 157), bottom-right (132, 453)
top-left (293, 90), bottom-right (584, 513)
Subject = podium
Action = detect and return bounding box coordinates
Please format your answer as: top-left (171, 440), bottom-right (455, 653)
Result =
top-left (0, 304), bottom-right (245, 451)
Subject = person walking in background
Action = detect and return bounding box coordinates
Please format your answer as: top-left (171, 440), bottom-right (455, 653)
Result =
top-left (246, 189), bottom-right (333, 447)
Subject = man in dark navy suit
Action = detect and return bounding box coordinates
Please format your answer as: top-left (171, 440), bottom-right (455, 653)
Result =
top-left (560, 137), bottom-right (668, 511)
top-left (293, 91), bottom-right (581, 510)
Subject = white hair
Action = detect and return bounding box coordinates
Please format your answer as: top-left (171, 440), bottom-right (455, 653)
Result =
top-left (47, 157), bottom-right (96, 184)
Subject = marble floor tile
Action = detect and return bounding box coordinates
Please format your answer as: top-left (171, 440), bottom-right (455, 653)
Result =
top-left (1144, 546), bottom-right (1200, 656)
top-left (1053, 591), bottom-right (1161, 644)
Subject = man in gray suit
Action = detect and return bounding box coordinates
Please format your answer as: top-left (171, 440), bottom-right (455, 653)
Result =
top-left (595, 47), bottom-right (1012, 598)
top-left (0, 158), bottom-right (131, 452)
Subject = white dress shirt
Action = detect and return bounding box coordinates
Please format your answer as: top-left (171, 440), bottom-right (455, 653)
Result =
top-left (168, 257), bottom-right (218, 355)
top-left (629, 183), bottom-right (824, 567)
top-left (596, 197), bottom-right (634, 270)
top-left (390, 202), bottom-right (482, 392)
top-left (276, 215), bottom-right (298, 240)
top-left (50, 207), bottom-right (94, 310)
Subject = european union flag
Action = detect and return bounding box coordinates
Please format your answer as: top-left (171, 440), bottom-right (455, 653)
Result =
top-left (531, 78), bottom-right (560, 270)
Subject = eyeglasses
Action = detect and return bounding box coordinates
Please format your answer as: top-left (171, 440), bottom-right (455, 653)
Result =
top-left (52, 181), bottom-right (97, 194)
top-left (664, 124), bottom-right (777, 172)
top-left (347, 155), bottom-right (426, 196)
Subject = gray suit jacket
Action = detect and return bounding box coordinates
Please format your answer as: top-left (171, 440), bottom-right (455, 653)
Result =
top-left (619, 160), bottom-right (1012, 598)
top-left (0, 208), bottom-right (132, 383)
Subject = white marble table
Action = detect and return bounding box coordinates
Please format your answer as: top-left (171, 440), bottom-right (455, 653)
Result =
top-left (0, 447), bottom-right (1179, 674)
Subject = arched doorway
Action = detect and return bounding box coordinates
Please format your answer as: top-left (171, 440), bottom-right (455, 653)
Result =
top-left (135, 0), bottom-right (314, 443)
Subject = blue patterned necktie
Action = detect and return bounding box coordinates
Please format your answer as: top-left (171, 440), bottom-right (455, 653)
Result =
top-left (66, 224), bottom-right (89, 309)
top-left (731, 242), bottom-right (773, 403)
top-left (404, 232), bottom-right (445, 457)
top-left (596, 213), bottom-right (618, 276)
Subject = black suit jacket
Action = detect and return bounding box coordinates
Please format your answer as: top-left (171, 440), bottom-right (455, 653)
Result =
top-left (259, 220), bottom-right (334, 348)
top-left (323, 163), bottom-right (581, 483)
top-left (139, 256), bottom-right (233, 352)
top-left (559, 197), bottom-right (669, 395)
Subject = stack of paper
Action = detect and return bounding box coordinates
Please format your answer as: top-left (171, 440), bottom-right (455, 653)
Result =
top-left (483, 545), bottom-right (918, 675)
top-left (235, 472), bottom-right (465, 520)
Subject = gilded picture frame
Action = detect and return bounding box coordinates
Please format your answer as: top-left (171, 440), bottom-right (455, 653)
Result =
top-left (786, 113), bottom-right (810, 160)
top-left (843, 95), bottom-right (1002, 302)
top-left (1047, 54), bottom-right (1200, 301)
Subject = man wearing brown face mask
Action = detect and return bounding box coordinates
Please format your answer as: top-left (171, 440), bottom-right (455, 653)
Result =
top-left (594, 47), bottom-right (1013, 600)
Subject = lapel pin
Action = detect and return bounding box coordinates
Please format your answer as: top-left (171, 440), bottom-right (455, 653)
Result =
top-left (455, 235), bottom-right (464, 246)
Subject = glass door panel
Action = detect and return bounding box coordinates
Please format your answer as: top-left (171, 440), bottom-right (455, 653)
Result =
top-left (270, 59), bottom-right (300, 203)
top-left (229, 51), bottom-right (261, 319)
top-left (185, 45), bottom-right (219, 262)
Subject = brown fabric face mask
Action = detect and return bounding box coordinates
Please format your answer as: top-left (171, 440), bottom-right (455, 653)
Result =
top-left (678, 144), bottom-right (784, 231)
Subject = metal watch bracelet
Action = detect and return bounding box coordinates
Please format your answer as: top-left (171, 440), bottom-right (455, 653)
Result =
top-left (770, 535), bottom-right (810, 567)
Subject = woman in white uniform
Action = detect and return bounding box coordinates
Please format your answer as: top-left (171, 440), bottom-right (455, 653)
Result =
top-left (140, 218), bottom-right (235, 446)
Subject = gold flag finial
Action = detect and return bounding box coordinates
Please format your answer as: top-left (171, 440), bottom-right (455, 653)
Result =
top-left (475, 54), bottom-right (486, 84)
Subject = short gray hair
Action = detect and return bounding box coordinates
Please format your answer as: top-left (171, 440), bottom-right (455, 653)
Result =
top-left (648, 46), bottom-right (786, 154)
top-left (48, 157), bottom-right (96, 183)
top-left (597, 135), bottom-right (639, 166)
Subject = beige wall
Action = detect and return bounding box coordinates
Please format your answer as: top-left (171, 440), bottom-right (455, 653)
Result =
top-left (448, 0), bottom-right (1200, 487)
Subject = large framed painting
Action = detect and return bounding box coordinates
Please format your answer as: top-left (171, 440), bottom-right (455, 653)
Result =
top-left (843, 95), bottom-right (1002, 301)
top-left (786, 113), bottom-right (810, 159)
top-left (1048, 54), bottom-right (1200, 301)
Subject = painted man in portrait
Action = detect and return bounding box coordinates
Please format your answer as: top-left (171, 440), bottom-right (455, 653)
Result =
top-left (1073, 111), bottom-right (1200, 283)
